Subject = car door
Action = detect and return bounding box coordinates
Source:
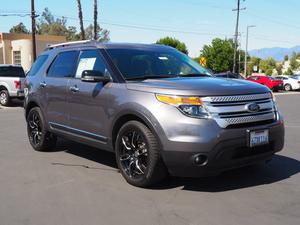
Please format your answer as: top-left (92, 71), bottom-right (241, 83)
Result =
top-left (67, 49), bottom-right (111, 143)
top-left (41, 50), bottom-right (79, 127)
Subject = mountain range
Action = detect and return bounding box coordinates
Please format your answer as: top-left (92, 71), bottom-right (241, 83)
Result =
top-left (249, 46), bottom-right (300, 61)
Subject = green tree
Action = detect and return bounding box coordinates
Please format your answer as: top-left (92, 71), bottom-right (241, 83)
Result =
top-left (259, 57), bottom-right (276, 74)
top-left (200, 38), bottom-right (234, 73)
top-left (284, 55), bottom-right (289, 61)
top-left (284, 67), bottom-right (294, 75)
top-left (35, 8), bottom-right (109, 41)
top-left (85, 24), bottom-right (110, 42)
top-left (247, 56), bottom-right (261, 75)
top-left (265, 68), bottom-right (273, 76)
top-left (156, 37), bottom-right (188, 54)
top-left (9, 22), bottom-right (30, 34)
top-left (290, 52), bottom-right (300, 70)
top-left (276, 63), bottom-right (283, 75)
top-left (37, 8), bottom-right (74, 39)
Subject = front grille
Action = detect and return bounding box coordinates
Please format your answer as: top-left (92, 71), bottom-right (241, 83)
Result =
top-left (202, 93), bottom-right (277, 128)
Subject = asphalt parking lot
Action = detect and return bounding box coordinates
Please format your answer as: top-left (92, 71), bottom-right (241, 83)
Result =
top-left (0, 93), bottom-right (300, 225)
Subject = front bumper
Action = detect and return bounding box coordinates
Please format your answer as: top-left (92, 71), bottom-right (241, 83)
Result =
top-left (161, 119), bottom-right (284, 177)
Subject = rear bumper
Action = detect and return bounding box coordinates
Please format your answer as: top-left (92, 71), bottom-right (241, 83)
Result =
top-left (10, 90), bottom-right (24, 98)
top-left (272, 84), bottom-right (284, 91)
top-left (161, 119), bottom-right (284, 177)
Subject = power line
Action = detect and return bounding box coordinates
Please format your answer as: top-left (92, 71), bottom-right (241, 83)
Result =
top-left (0, 13), bottom-right (31, 17)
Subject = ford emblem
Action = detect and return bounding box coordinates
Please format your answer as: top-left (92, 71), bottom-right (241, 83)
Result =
top-left (246, 103), bottom-right (260, 112)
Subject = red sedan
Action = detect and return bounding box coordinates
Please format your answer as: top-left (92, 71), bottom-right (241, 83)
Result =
top-left (246, 75), bottom-right (284, 91)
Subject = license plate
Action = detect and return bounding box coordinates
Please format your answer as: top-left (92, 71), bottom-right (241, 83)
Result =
top-left (249, 130), bottom-right (269, 147)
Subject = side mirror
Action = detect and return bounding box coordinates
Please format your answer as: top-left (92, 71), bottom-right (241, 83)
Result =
top-left (81, 70), bottom-right (111, 83)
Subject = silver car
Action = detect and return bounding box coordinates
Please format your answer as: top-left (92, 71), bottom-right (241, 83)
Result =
top-left (24, 41), bottom-right (284, 187)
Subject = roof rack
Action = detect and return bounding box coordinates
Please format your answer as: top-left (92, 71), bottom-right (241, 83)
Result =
top-left (46, 40), bottom-right (98, 50)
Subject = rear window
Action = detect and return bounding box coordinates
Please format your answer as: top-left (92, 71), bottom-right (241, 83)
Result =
top-left (27, 55), bottom-right (49, 77)
top-left (0, 66), bottom-right (25, 78)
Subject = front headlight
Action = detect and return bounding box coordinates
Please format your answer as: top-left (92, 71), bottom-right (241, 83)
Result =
top-left (270, 91), bottom-right (278, 111)
top-left (156, 94), bottom-right (210, 119)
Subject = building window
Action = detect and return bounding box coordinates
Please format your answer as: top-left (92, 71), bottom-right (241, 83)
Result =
top-left (13, 51), bottom-right (21, 65)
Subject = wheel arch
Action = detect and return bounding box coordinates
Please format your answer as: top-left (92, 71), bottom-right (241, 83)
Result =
top-left (25, 101), bottom-right (41, 119)
top-left (111, 110), bottom-right (165, 152)
top-left (0, 85), bottom-right (9, 92)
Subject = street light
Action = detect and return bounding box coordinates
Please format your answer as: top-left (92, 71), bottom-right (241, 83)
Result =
top-left (244, 25), bottom-right (256, 77)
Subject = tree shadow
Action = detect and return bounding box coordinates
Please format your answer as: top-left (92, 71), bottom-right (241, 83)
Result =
top-left (51, 140), bottom-right (300, 192)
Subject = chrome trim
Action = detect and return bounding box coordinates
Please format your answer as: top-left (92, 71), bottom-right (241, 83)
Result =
top-left (215, 112), bottom-right (276, 128)
top-left (203, 93), bottom-right (276, 128)
top-left (202, 93), bottom-right (271, 103)
top-left (49, 122), bottom-right (108, 143)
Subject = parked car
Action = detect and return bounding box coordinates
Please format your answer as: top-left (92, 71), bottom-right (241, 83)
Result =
top-left (275, 75), bottom-right (300, 91)
top-left (0, 65), bottom-right (25, 106)
top-left (291, 75), bottom-right (300, 81)
top-left (24, 41), bottom-right (284, 187)
top-left (246, 75), bottom-right (284, 91)
top-left (214, 72), bottom-right (245, 79)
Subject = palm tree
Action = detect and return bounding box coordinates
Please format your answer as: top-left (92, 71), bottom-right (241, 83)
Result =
top-left (93, 0), bottom-right (98, 40)
top-left (77, 0), bottom-right (85, 40)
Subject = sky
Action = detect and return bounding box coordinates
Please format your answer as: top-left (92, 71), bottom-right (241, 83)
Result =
top-left (0, 0), bottom-right (299, 57)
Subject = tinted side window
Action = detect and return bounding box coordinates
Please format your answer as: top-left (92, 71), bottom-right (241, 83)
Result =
top-left (27, 55), bottom-right (48, 77)
top-left (75, 50), bottom-right (107, 78)
top-left (48, 51), bottom-right (78, 78)
top-left (0, 66), bottom-right (25, 77)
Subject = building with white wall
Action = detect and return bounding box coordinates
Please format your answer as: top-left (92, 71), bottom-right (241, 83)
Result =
top-left (0, 33), bottom-right (66, 71)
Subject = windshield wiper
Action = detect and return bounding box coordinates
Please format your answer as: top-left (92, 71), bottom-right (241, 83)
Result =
top-left (179, 73), bottom-right (212, 77)
top-left (125, 75), bottom-right (176, 80)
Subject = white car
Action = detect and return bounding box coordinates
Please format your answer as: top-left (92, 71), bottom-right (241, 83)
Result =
top-left (276, 75), bottom-right (300, 91)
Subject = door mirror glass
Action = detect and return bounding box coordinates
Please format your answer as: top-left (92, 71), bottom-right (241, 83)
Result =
top-left (81, 70), bottom-right (111, 83)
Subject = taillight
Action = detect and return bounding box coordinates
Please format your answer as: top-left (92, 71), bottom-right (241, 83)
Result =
top-left (298, 81), bottom-right (300, 84)
top-left (14, 80), bottom-right (21, 89)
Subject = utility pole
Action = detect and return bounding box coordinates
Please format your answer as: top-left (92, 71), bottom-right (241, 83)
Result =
top-left (244, 25), bottom-right (256, 77)
top-left (31, 0), bottom-right (37, 62)
top-left (232, 0), bottom-right (246, 73)
top-left (238, 33), bottom-right (242, 74)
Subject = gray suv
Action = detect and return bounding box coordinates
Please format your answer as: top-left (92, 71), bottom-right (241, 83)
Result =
top-left (24, 41), bottom-right (284, 187)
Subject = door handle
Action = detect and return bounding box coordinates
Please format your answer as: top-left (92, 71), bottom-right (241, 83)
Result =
top-left (40, 81), bottom-right (47, 88)
top-left (70, 86), bottom-right (80, 93)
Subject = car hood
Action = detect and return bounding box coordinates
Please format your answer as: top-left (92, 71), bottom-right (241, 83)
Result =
top-left (126, 77), bottom-right (270, 96)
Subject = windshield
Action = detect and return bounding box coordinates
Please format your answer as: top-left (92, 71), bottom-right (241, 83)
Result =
top-left (291, 75), bottom-right (300, 80)
top-left (106, 47), bottom-right (211, 80)
top-left (0, 66), bottom-right (25, 78)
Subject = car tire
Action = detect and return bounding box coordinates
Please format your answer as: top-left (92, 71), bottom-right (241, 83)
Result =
top-left (0, 90), bottom-right (10, 106)
top-left (115, 121), bottom-right (168, 187)
top-left (27, 107), bottom-right (57, 151)
top-left (284, 84), bottom-right (292, 91)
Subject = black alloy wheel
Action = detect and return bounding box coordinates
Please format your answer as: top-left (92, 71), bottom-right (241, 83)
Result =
top-left (115, 121), bottom-right (167, 187)
top-left (27, 107), bottom-right (57, 151)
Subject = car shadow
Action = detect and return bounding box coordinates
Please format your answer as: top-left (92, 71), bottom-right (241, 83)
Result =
top-left (51, 139), bottom-right (118, 170)
top-left (51, 140), bottom-right (300, 192)
top-left (152, 155), bottom-right (300, 192)
top-left (8, 99), bottom-right (24, 108)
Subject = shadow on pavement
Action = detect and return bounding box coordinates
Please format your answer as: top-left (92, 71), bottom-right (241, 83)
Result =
top-left (52, 139), bottom-right (118, 169)
top-left (0, 99), bottom-right (24, 108)
top-left (153, 155), bottom-right (300, 192)
top-left (51, 140), bottom-right (300, 192)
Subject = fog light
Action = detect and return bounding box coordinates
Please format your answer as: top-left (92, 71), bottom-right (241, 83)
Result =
top-left (194, 154), bottom-right (208, 166)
